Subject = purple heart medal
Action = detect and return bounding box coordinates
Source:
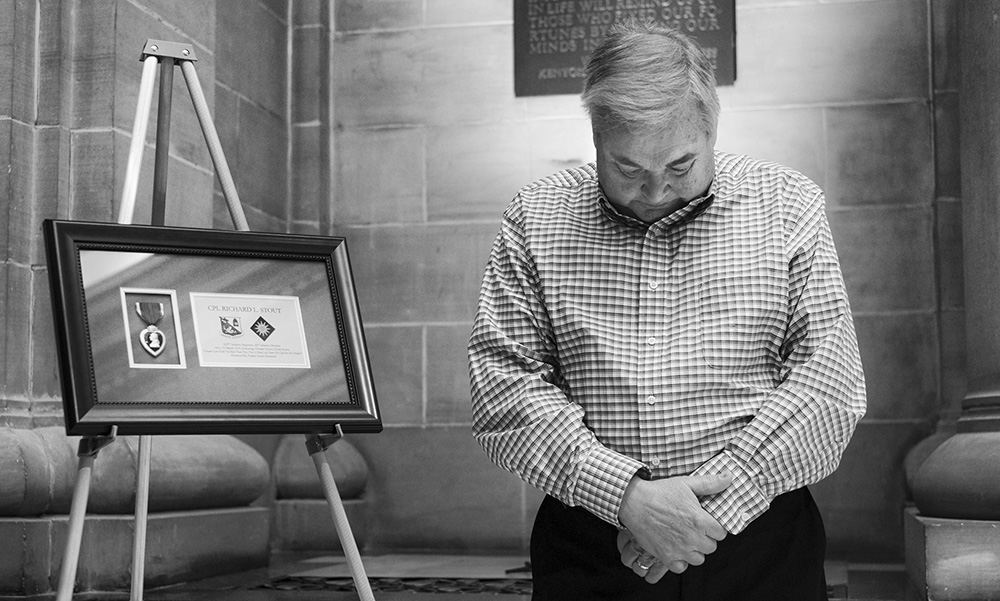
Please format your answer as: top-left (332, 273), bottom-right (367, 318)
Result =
top-left (135, 301), bottom-right (166, 358)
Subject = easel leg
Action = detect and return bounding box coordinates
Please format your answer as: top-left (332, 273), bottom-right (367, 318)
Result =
top-left (56, 429), bottom-right (117, 601)
top-left (130, 435), bottom-right (153, 601)
top-left (55, 454), bottom-right (96, 601)
top-left (307, 433), bottom-right (376, 601)
top-left (118, 55), bottom-right (160, 226)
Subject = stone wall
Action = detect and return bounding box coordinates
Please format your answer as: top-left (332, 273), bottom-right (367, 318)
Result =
top-left (0, 0), bottom-right (966, 584)
top-left (0, 0), bottom-right (285, 595)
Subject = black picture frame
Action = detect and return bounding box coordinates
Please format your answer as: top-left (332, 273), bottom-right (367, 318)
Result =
top-left (43, 219), bottom-right (381, 436)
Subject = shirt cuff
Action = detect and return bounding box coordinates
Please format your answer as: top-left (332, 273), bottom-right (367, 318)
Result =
top-left (692, 450), bottom-right (770, 534)
top-left (574, 444), bottom-right (647, 527)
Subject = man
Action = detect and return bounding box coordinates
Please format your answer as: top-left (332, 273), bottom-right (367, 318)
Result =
top-left (468, 20), bottom-right (866, 601)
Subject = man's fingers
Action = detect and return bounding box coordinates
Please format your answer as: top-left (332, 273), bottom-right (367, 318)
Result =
top-left (704, 520), bottom-right (728, 542)
top-left (616, 529), bottom-right (630, 553)
top-left (694, 537), bottom-right (718, 556)
top-left (667, 560), bottom-right (688, 574)
top-left (684, 472), bottom-right (733, 497)
top-left (644, 562), bottom-right (670, 584)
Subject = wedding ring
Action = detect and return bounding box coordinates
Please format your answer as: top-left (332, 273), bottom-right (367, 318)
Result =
top-left (634, 557), bottom-right (654, 571)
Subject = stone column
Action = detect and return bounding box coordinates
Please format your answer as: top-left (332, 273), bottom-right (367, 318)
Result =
top-left (0, 1), bottom-right (275, 596)
top-left (906, 2), bottom-right (1000, 598)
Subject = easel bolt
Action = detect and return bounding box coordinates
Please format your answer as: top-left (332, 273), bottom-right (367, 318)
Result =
top-left (77, 425), bottom-right (118, 458)
top-left (141, 39), bottom-right (198, 62)
top-left (305, 425), bottom-right (345, 455)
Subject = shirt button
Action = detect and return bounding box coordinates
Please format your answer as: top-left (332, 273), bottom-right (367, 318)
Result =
top-left (646, 336), bottom-right (657, 346)
top-left (649, 458), bottom-right (661, 468)
top-left (741, 512), bottom-right (752, 522)
top-left (648, 281), bottom-right (659, 290)
top-left (645, 395), bottom-right (656, 405)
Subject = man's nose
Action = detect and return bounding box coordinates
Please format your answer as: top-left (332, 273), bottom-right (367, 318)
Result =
top-left (642, 171), bottom-right (671, 197)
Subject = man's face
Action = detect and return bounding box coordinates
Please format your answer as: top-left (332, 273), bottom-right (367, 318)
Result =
top-left (594, 104), bottom-right (716, 224)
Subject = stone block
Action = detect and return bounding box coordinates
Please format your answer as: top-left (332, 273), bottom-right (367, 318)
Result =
top-left (66, 0), bottom-right (116, 128)
top-left (716, 107), bottom-right (826, 190)
top-left (853, 312), bottom-right (939, 420)
top-left (292, 25), bottom-right (324, 123)
top-left (526, 117), bottom-right (596, 182)
top-left (829, 206), bottom-right (935, 313)
top-left (0, 519), bottom-right (52, 596)
top-left (217, 0), bottom-right (286, 116)
top-left (335, 127), bottom-right (424, 224)
top-left (69, 507), bottom-right (269, 591)
top-left (4, 263), bottom-right (32, 401)
top-left (426, 0), bottom-right (510, 25)
top-left (936, 199), bottom-right (963, 309)
top-left (11, 0), bottom-right (61, 124)
top-left (130, 0), bottom-right (216, 48)
top-left (69, 129), bottom-right (116, 223)
top-left (0, 264), bottom-right (8, 399)
top-left (272, 498), bottom-right (368, 551)
top-left (812, 419), bottom-right (931, 561)
top-left (350, 425), bottom-right (525, 552)
top-left (0, 2), bottom-right (12, 117)
top-left (6, 123), bottom-right (63, 264)
top-left (719, 1), bottom-right (927, 107)
top-left (937, 309), bottom-right (966, 414)
top-left (1, 508), bottom-right (269, 595)
top-left (427, 122), bottom-right (530, 222)
top-left (0, 118), bottom-right (11, 259)
top-left (259, 0), bottom-right (288, 21)
top-left (291, 124), bottom-right (323, 222)
top-left (825, 102), bottom-right (934, 207)
top-left (932, 0), bottom-right (960, 91)
top-left (362, 325), bottom-right (423, 426)
top-left (32, 267), bottom-right (61, 399)
top-left (294, 0), bottom-right (324, 26)
top-left (905, 508), bottom-right (1000, 600)
top-left (935, 91), bottom-right (961, 198)
top-left (334, 25), bottom-right (521, 128)
top-left (233, 99), bottom-right (288, 221)
top-left (339, 223), bottom-right (498, 323)
top-left (426, 324), bottom-right (474, 425)
top-left (336, 0), bottom-right (422, 32)
top-left (242, 202), bottom-right (287, 233)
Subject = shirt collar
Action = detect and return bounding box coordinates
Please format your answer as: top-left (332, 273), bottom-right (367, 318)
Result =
top-left (597, 179), bottom-right (716, 230)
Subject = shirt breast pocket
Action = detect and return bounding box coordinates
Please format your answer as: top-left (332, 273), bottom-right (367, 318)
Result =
top-left (699, 266), bottom-right (787, 373)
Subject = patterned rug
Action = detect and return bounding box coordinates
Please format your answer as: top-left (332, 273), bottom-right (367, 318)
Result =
top-left (260, 576), bottom-right (533, 594)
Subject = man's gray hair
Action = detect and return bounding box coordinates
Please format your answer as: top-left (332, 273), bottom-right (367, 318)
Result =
top-left (582, 20), bottom-right (720, 134)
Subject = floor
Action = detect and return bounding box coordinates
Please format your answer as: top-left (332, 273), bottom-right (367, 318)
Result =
top-left (78, 553), bottom-right (914, 601)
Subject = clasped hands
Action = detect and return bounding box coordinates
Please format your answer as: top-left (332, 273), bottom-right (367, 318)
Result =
top-left (616, 473), bottom-right (732, 583)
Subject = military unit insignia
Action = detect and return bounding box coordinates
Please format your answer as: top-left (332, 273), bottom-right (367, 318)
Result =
top-left (251, 316), bottom-right (275, 341)
top-left (219, 316), bottom-right (243, 337)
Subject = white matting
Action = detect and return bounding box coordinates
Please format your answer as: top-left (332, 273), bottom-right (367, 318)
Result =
top-left (293, 555), bottom-right (531, 580)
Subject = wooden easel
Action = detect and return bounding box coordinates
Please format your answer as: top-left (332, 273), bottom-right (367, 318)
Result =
top-left (55, 39), bottom-right (375, 601)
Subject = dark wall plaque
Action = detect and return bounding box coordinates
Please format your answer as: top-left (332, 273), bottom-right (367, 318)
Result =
top-left (514, 0), bottom-right (736, 97)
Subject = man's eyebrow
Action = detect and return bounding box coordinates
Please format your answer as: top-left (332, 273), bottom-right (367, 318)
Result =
top-left (610, 153), bottom-right (641, 167)
top-left (667, 153), bottom-right (696, 167)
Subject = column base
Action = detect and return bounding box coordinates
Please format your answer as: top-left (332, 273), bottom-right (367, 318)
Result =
top-left (904, 506), bottom-right (1000, 600)
top-left (272, 498), bottom-right (367, 551)
top-left (0, 507), bottom-right (269, 597)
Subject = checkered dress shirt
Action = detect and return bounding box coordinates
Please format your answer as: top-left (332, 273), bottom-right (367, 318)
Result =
top-left (468, 151), bottom-right (867, 534)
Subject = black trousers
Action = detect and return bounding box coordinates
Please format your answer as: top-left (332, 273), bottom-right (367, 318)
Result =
top-left (529, 487), bottom-right (828, 601)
